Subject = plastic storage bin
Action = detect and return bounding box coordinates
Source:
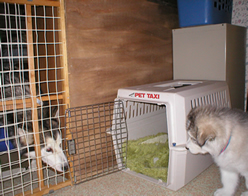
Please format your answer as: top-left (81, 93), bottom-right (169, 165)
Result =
top-left (113, 80), bottom-right (230, 191)
top-left (177, 0), bottom-right (233, 27)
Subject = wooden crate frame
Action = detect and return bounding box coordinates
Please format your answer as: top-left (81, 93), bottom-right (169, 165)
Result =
top-left (0, 0), bottom-right (71, 195)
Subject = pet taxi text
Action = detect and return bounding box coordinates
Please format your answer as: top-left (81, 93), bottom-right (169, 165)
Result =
top-left (131, 92), bottom-right (160, 99)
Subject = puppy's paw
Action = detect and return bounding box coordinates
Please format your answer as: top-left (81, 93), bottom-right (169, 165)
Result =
top-left (214, 188), bottom-right (234, 196)
top-left (241, 191), bottom-right (248, 196)
top-left (29, 160), bottom-right (37, 172)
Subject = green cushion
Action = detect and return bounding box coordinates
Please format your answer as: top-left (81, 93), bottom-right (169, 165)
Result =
top-left (124, 133), bottom-right (169, 182)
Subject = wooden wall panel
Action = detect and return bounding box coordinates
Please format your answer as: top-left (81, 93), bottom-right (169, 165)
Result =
top-left (65, 0), bottom-right (178, 107)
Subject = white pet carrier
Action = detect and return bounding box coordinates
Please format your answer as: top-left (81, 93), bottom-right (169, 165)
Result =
top-left (113, 80), bottom-right (230, 191)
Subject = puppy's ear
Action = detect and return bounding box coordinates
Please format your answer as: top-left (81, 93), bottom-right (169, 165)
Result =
top-left (186, 119), bottom-right (191, 130)
top-left (186, 110), bottom-right (196, 130)
top-left (52, 106), bottom-right (59, 118)
top-left (197, 125), bottom-right (216, 147)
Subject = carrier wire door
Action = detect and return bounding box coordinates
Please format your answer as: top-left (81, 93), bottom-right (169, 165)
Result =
top-left (0, 1), bottom-right (70, 195)
top-left (65, 100), bottom-right (128, 184)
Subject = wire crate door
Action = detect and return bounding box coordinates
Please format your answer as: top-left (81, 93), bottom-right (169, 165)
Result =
top-left (65, 100), bottom-right (128, 184)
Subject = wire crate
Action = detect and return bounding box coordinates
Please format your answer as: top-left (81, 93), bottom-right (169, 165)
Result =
top-left (0, 1), bottom-right (70, 195)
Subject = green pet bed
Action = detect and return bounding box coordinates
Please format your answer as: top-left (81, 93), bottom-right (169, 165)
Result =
top-left (124, 132), bottom-right (169, 182)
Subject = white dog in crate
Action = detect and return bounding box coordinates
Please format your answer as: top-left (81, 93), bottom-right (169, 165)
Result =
top-left (18, 128), bottom-right (69, 173)
top-left (0, 106), bottom-right (69, 174)
top-left (186, 105), bottom-right (248, 196)
top-left (0, 35), bottom-right (69, 174)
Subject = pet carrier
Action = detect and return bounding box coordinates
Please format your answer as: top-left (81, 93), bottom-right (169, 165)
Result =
top-left (112, 80), bottom-right (230, 191)
top-left (66, 80), bottom-right (230, 191)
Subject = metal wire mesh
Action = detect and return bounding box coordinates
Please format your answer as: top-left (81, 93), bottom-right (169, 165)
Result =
top-left (0, 2), bottom-right (69, 195)
top-left (65, 100), bottom-right (128, 184)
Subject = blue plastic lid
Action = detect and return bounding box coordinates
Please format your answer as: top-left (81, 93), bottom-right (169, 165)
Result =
top-left (0, 127), bottom-right (15, 151)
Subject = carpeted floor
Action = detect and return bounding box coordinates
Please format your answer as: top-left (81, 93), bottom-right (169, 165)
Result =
top-left (47, 164), bottom-right (246, 196)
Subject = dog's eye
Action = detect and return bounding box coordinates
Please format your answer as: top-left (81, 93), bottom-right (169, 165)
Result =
top-left (208, 137), bottom-right (215, 142)
top-left (46, 148), bottom-right (53, 153)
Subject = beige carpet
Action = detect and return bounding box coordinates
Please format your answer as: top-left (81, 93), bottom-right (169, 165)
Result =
top-left (47, 164), bottom-right (246, 196)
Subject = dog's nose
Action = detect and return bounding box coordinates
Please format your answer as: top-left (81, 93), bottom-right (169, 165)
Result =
top-left (63, 165), bottom-right (69, 172)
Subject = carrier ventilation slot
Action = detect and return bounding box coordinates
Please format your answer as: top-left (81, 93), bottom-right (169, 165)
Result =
top-left (125, 101), bottom-right (165, 120)
top-left (191, 90), bottom-right (229, 109)
top-left (65, 100), bottom-right (128, 185)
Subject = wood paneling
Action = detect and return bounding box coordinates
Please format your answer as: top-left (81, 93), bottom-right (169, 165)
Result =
top-left (65, 0), bottom-right (178, 106)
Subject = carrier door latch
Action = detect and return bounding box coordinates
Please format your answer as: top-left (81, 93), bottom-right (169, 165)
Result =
top-left (67, 139), bottom-right (76, 155)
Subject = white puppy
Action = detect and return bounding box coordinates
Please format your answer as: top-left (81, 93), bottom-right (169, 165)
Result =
top-left (186, 105), bottom-right (248, 196)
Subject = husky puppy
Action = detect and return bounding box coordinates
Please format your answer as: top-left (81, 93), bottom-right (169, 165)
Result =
top-left (0, 103), bottom-right (69, 172)
top-left (18, 128), bottom-right (69, 172)
top-left (186, 105), bottom-right (248, 196)
top-left (18, 105), bottom-right (69, 172)
top-left (0, 34), bottom-right (68, 172)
